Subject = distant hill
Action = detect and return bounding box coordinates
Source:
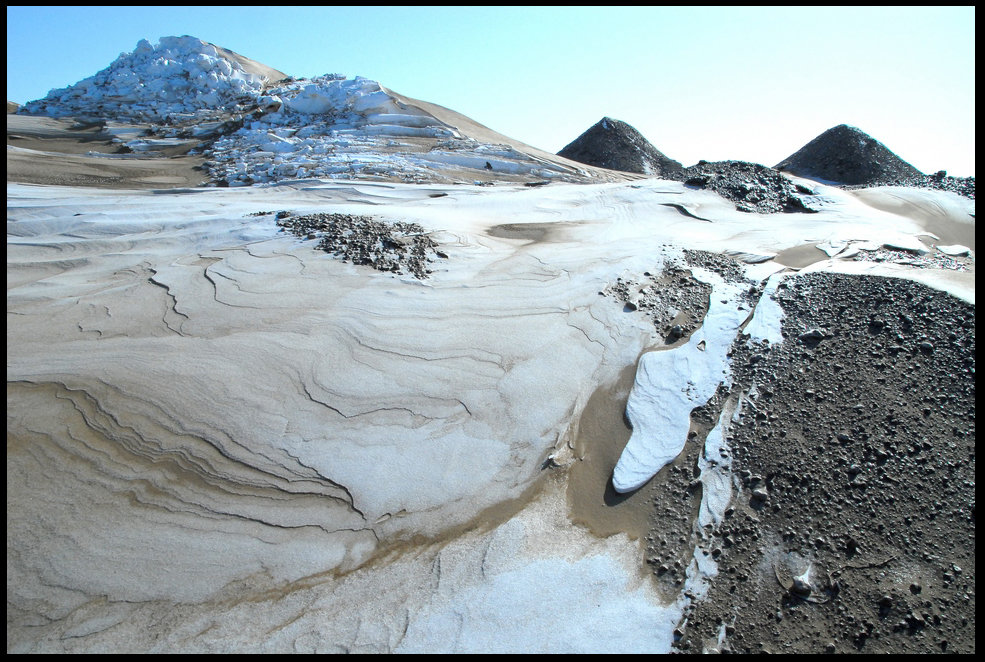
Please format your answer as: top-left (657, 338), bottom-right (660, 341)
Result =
top-left (13, 36), bottom-right (630, 186)
top-left (558, 117), bottom-right (684, 179)
top-left (775, 124), bottom-right (923, 186)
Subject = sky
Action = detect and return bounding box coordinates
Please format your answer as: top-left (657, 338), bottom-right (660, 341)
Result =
top-left (6, 6), bottom-right (976, 176)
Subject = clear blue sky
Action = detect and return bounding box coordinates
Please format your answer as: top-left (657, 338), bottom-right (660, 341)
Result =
top-left (6, 6), bottom-right (976, 176)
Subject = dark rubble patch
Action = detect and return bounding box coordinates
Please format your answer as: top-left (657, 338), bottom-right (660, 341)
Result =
top-left (773, 125), bottom-right (974, 199)
top-left (605, 251), bottom-right (750, 343)
top-left (681, 160), bottom-right (818, 214)
top-left (276, 211), bottom-right (442, 279)
top-left (683, 248), bottom-right (748, 283)
top-left (608, 264), bottom-right (710, 344)
top-left (557, 116), bottom-right (684, 179)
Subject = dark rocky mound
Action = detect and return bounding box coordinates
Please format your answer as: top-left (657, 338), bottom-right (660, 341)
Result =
top-left (557, 117), bottom-right (684, 179)
top-left (681, 160), bottom-right (817, 214)
top-left (775, 124), bottom-right (923, 186)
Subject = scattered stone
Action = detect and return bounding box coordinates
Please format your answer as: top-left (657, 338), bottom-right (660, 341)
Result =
top-left (791, 577), bottom-right (813, 597)
top-left (671, 273), bottom-right (976, 654)
top-left (603, 253), bottom-right (729, 341)
top-left (798, 329), bottom-right (826, 347)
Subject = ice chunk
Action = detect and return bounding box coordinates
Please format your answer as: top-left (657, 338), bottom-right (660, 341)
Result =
top-left (937, 244), bottom-right (971, 256)
top-left (697, 401), bottom-right (735, 530)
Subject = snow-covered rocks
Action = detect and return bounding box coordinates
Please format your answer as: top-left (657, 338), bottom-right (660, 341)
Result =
top-left (200, 75), bottom-right (585, 186)
top-left (20, 36), bottom-right (280, 123)
top-left (279, 75), bottom-right (396, 116)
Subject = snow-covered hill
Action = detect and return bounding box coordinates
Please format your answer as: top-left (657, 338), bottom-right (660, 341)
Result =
top-left (18, 36), bottom-right (625, 186)
top-left (20, 35), bottom-right (284, 122)
top-left (203, 74), bottom-right (599, 185)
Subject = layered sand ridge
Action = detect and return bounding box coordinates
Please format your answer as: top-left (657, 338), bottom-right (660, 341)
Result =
top-left (7, 175), bottom-right (974, 652)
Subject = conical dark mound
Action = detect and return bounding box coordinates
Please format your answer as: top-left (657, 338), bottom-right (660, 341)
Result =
top-left (558, 117), bottom-right (683, 179)
top-left (775, 124), bottom-right (922, 186)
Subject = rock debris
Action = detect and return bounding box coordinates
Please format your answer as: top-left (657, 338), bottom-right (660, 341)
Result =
top-left (275, 211), bottom-right (442, 279)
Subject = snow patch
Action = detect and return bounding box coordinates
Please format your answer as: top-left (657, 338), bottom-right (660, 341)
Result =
top-left (743, 272), bottom-right (785, 346)
top-left (612, 270), bottom-right (749, 493)
top-left (937, 244), bottom-right (972, 256)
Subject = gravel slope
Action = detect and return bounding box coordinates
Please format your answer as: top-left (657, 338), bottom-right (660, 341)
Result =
top-left (660, 271), bottom-right (976, 653)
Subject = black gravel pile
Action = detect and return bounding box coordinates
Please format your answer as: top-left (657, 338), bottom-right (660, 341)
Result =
top-left (775, 124), bottom-right (923, 187)
top-left (557, 117), bottom-right (684, 179)
top-left (681, 160), bottom-right (817, 214)
top-left (275, 211), bottom-right (442, 279)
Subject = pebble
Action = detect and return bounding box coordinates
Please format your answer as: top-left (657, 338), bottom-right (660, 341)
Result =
top-left (791, 578), bottom-right (813, 596)
top-left (798, 329), bottom-right (826, 346)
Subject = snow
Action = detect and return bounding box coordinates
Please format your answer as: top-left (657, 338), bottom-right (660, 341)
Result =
top-left (200, 77), bottom-right (580, 185)
top-left (697, 400), bottom-right (737, 530)
top-left (816, 239), bottom-right (848, 257)
top-left (20, 36), bottom-right (270, 122)
top-left (612, 270), bottom-right (751, 493)
top-left (744, 271), bottom-right (786, 346)
top-left (7, 176), bottom-right (975, 651)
